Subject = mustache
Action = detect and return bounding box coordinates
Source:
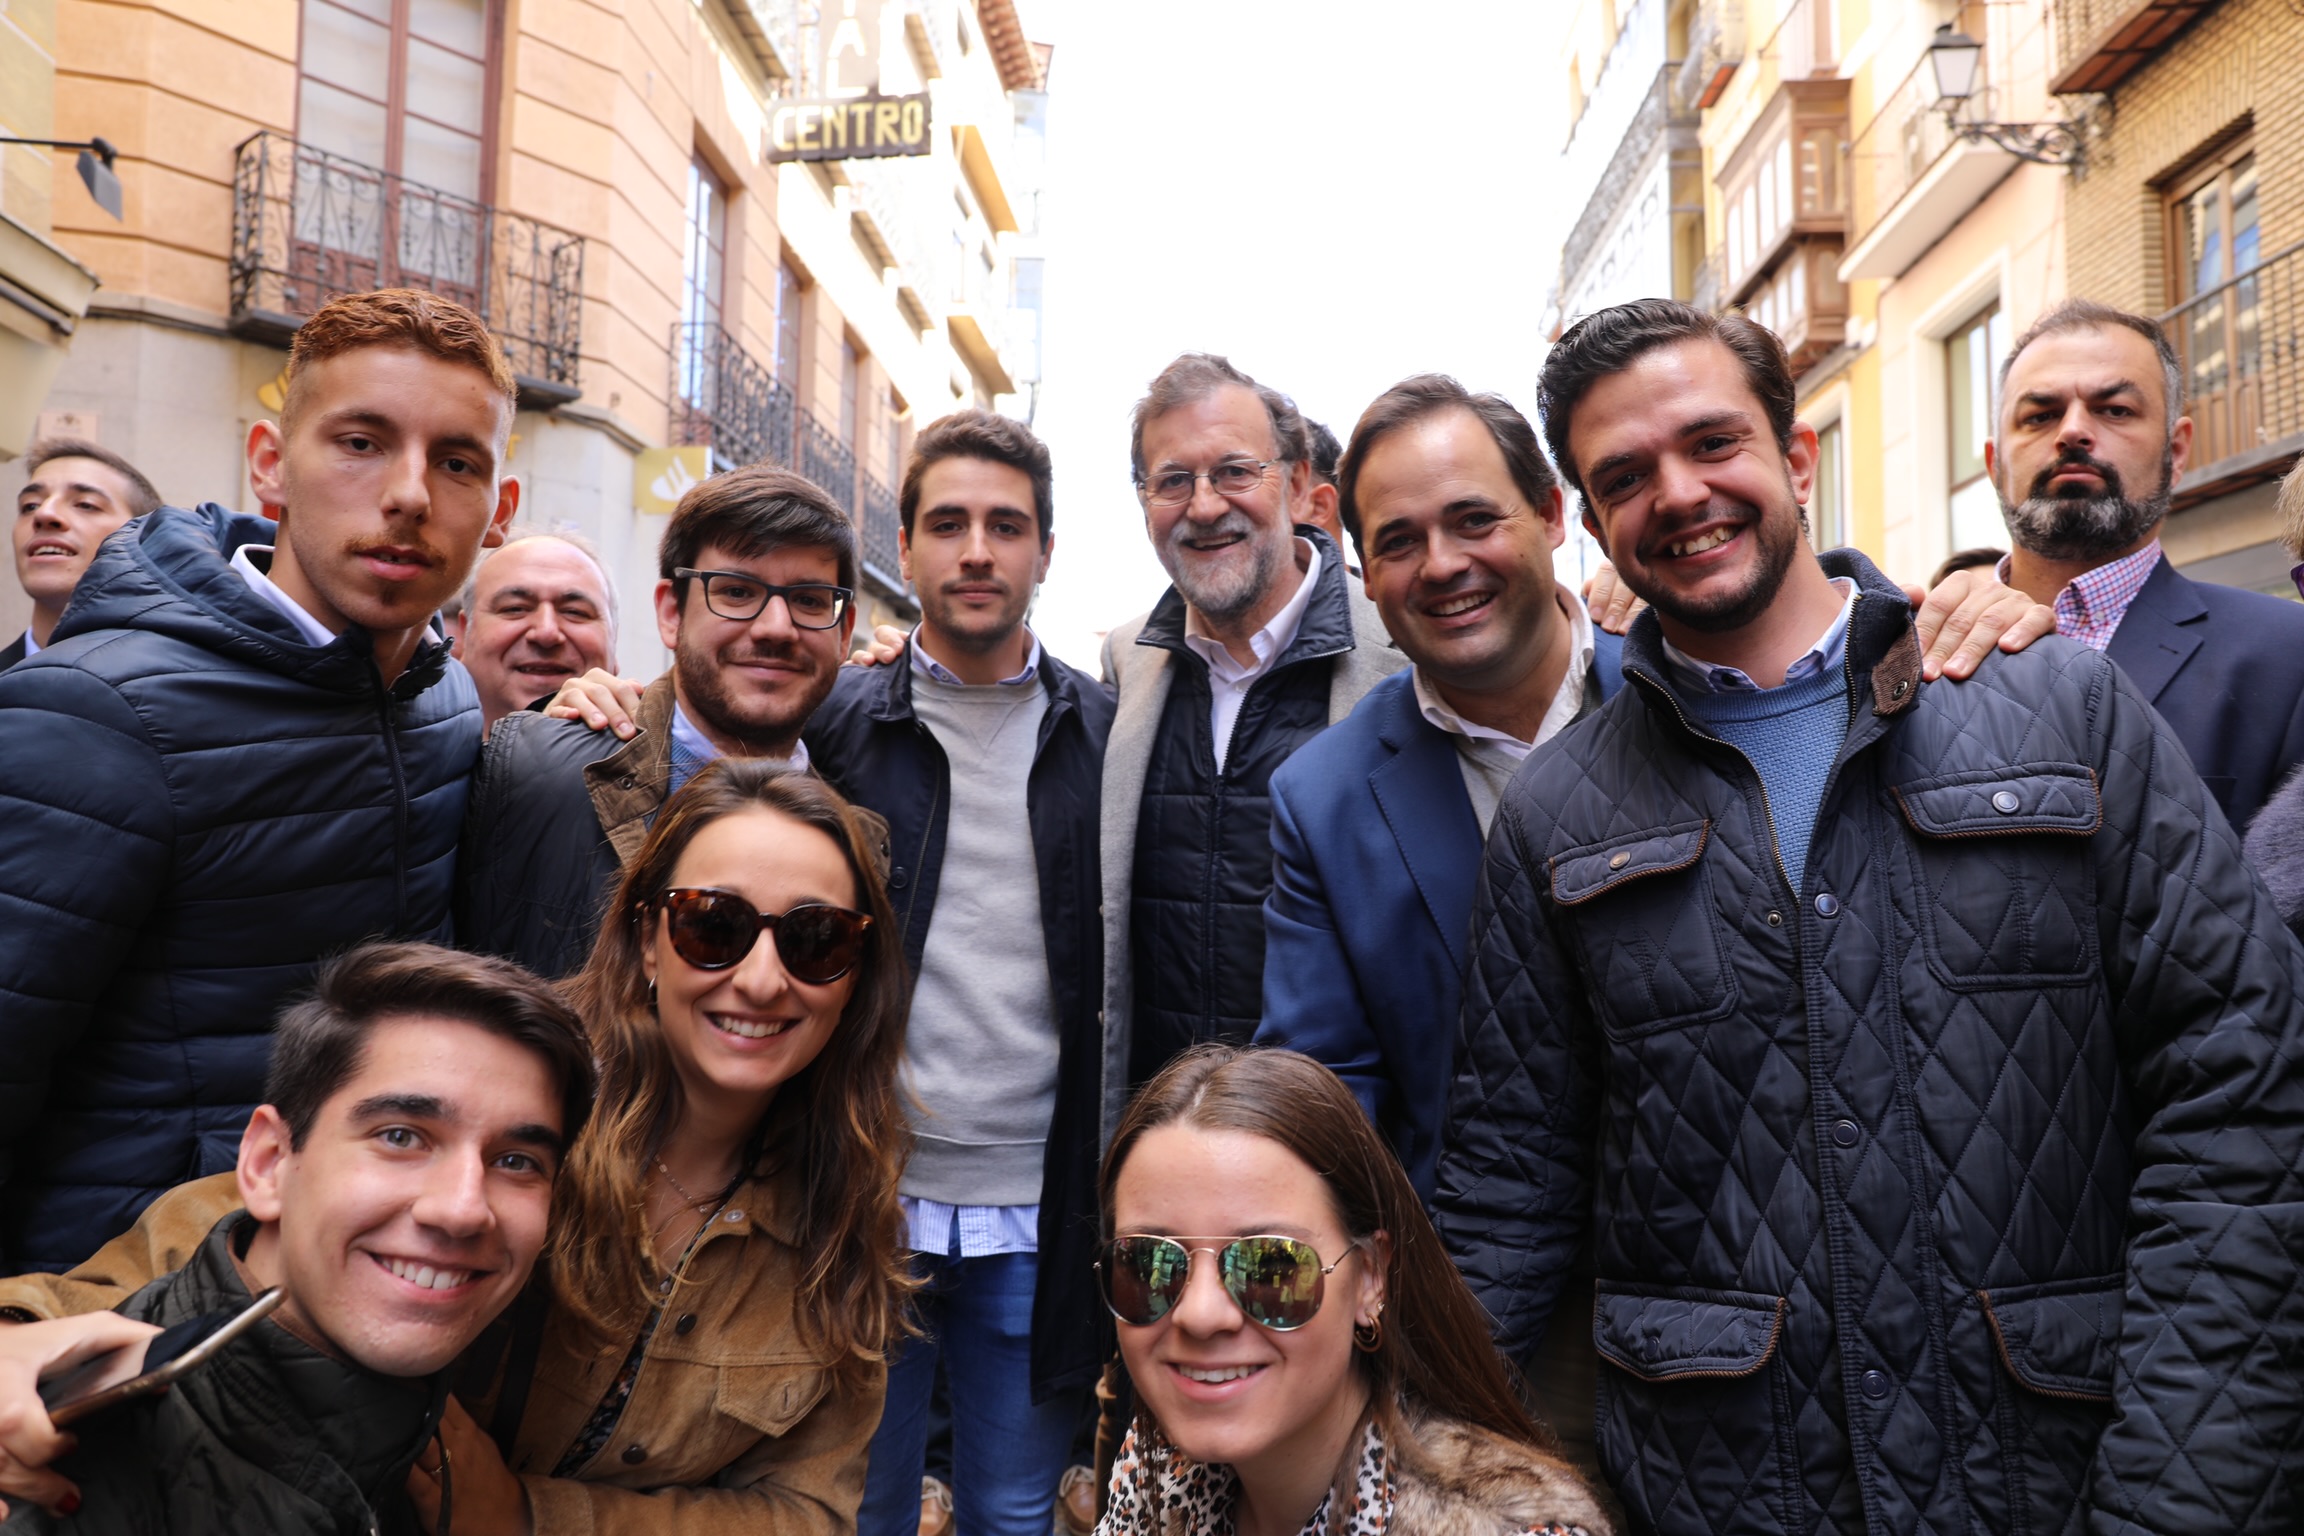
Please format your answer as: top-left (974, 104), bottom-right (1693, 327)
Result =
top-left (1165, 510), bottom-right (1260, 551)
top-left (2027, 448), bottom-right (2125, 503)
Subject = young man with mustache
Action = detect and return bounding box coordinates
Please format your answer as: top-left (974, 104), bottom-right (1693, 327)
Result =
top-left (456, 463), bottom-right (858, 980)
top-left (0, 941), bottom-right (593, 1532)
top-left (0, 289), bottom-right (514, 1275)
top-left (1435, 297), bottom-right (2304, 1535)
top-left (1986, 298), bottom-right (2304, 830)
top-left (7, 440), bottom-right (162, 670)
top-left (802, 410), bottom-right (1112, 1536)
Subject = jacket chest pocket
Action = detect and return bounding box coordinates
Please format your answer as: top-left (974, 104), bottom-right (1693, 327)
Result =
top-left (1891, 766), bottom-right (2101, 990)
top-left (1551, 820), bottom-right (1738, 1040)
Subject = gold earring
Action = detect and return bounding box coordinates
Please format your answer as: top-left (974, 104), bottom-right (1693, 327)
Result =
top-left (1353, 1302), bottom-right (1384, 1353)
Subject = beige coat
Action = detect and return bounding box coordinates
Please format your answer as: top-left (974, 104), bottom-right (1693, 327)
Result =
top-left (0, 1167), bottom-right (882, 1536)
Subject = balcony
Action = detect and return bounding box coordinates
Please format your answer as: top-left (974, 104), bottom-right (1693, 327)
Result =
top-left (1839, 46), bottom-right (2017, 282)
top-left (229, 131), bottom-right (585, 407)
top-left (946, 242), bottom-right (1016, 396)
top-left (2050, 0), bottom-right (2220, 93)
top-left (1677, 0), bottom-right (1745, 111)
top-left (670, 321), bottom-right (797, 471)
top-left (669, 322), bottom-right (912, 607)
top-left (2163, 237), bottom-right (2304, 508)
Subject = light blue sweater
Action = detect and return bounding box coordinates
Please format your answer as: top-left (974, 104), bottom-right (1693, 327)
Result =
top-left (1677, 665), bottom-right (1852, 891)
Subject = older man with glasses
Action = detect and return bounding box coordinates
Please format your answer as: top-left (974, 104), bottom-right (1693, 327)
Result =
top-left (456, 464), bottom-right (859, 980)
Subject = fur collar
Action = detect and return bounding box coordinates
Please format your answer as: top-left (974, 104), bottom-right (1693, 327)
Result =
top-left (2243, 765), bottom-right (2304, 941)
top-left (1388, 1409), bottom-right (1614, 1536)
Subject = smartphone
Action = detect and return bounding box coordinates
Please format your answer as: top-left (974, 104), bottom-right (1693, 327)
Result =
top-left (39, 1288), bottom-right (284, 1428)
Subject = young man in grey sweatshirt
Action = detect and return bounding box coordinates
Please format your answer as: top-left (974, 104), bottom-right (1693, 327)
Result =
top-left (803, 411), bottom-right (1114, 1536)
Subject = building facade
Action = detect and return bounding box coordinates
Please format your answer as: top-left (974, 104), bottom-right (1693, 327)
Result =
top-left (9, 0), bottom-right (1049, 659)
top-left (1542, 0), bottom-right (2301, 598)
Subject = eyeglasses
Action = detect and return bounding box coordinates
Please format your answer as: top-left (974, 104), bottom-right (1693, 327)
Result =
top-left (652, 887), bottom-right (872, 984)
top-left (1095, 1234), bottom-right (1361, 1332)
top-left (675, 569), bottom-right (854, 629)
top-left (1136, 460), bottom-right (1275, 508)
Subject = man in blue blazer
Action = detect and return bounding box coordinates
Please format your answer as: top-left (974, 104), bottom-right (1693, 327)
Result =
top-left (1989, 298), bottom-right (2304, 832)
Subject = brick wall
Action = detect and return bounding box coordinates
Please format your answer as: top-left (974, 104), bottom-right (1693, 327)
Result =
top-left (2064, 0), bottom-right (2304, 312)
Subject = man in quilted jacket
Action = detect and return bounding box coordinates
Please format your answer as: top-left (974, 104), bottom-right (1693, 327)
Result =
top-left (0, 289), bottom-right (514, 1275)
top-left (1435, 297), bottom-right (2304, 1535)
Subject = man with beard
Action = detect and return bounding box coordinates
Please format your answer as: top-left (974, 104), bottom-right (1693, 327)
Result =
top-left (1097, 353), bottom-right (1405, 1116)
top-left (455, 464), bottom-right (856, 979)
top-left (1436, 297), bottom-right (2304, 1535)
top-left (803, 411), bottom-right (1111, 1536)
top-left (1986, 299), bottom-right (2304, 830)
top-left (0, 289), bottom-right (507, 1274)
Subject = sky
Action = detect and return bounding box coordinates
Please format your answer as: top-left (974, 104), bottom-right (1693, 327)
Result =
top-left (1016, 0), bottom-right (1579, 670)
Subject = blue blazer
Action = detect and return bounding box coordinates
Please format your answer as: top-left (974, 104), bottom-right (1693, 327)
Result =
top-left (1254, 631), bottom-right (1624, 1195)
top-left (2105, 554), bottom-right (2304, 833)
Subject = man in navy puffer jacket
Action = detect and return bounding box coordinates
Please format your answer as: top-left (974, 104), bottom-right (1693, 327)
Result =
top-left (0, 289), bottom-right (515, 1274)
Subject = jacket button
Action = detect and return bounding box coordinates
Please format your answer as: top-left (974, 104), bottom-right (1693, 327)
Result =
top-left (674, 1312), bottom-right (697, 1335)
top-left (1892, 679), bottom-right (1908, 699)
top-left (622, 1443), bottom-right (647, 1464)
top-left (891, 866), bottom-right (909, 889)
top-left (1607, 850), bottom-right (1631, 870)
top-left (1860, 1369), bottom-right (1890, 1401)
top-left (1814, 892), bottom-right (1840, 918)
top-left (1765, 909), bottom-right (1783, 927)
top-left (1992, 789), bottom-right (2021, 814)
top-left (618, 774), bottom-right (636, 790)
top-left (1831, 1119), bottom-right (1860, 1148)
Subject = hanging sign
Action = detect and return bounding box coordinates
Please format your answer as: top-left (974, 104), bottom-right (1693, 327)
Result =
top-left (764, 0), bottom-right (931, 163)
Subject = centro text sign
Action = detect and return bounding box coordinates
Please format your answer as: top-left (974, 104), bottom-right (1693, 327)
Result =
top-left (767, 95), bottom-right (932, 162)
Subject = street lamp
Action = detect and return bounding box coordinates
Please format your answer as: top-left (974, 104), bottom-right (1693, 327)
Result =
top-left (1924, 23), bottom-right (2087, 169)
top-left (0, 134), bottom-right (124, 219)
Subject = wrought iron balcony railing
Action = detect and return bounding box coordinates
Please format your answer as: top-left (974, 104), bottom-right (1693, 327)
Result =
top-left (2050, 0), bottom-right (2220, 94)
top-left (856, 470), bottom-right (905, 597)
top-left (2162, 237), bottom-right (2304, 506)
top-left (230, 131), bottom-right (585, 404)
top-left (671, 321), bottom-right (797, 472)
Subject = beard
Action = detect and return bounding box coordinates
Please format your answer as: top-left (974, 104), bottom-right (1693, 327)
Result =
top-left (2000, 446), bottom-right (2172, 562)
top-left (674, 635), bottom-right (832, 754)
top-left (1635, 493), bottom-right (1805, 635)
top-left (1158, 507), bottom-right (1292, 626)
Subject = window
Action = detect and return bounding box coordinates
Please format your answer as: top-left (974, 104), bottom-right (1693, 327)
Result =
top-left (676, 157), bottom-right (727, 409)
top-left (2167, 140), bottom-right (2260, 465)
top-left (1811, 418), bottom-right (1846, 551)
top-left (1946, 301), bottom-right (2011, 552)
top-left (774, 258), bottom-right (805, 386)
top-left (298, 0), bottom-right (489, 197)
top-left (840, 337), bottom-right (862, 448)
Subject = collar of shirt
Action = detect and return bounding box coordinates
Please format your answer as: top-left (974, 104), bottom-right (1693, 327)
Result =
top-left (1412, 581), bottom-right (1597, 761)
top-left (669, 701), bottom-right (810, 784)
top-left (1661, 576), bottom-right (1857, 694)
top-left (20, 628), bottom-right (40, 658)
top-left (909, 627), bottom-right (1043, 687)
top-left (1993, 538), bottom-right (2162, 652)
top-left (1181, 538), bottom-right (1322, 687)
top-left (229, 543), bottom-right (341, 649)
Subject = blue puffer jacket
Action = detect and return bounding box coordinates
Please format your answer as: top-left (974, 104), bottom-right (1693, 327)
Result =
top-left (0, 505), bottom-right (479, 1273)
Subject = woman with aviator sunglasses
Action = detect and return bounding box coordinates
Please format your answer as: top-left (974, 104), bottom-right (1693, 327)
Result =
top-left (417, 756), bottom-right (915, 1530)
top-left (1095, 1047), bottom-right (1608, 1536)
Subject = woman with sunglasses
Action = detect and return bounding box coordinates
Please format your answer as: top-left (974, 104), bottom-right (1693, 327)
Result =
top-left (1095, 1046), bottom-right (1608, 1536)
top-left (411, 755), bottom-right (915, 1530)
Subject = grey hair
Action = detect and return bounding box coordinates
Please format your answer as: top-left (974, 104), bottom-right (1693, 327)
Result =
top-left (1999, 299), bottom-right (2186, 433)
top-left (1128, 353), bottom-right (1310, 485)
top-left (453, 527), bottom-right (619, 633)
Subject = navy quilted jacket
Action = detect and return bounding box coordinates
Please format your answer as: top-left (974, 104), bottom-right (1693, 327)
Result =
top-left (0, 505), bottom-right (478, 1274)
top-left (1436, 550), bottom-right (2304, 1535)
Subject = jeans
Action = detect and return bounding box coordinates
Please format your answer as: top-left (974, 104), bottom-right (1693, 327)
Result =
top-left (860, 1249), bottom-right (1086, 1536)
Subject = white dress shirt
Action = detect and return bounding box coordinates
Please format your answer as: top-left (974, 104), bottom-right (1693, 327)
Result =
top-left (1412, 582), bottom-right (1597, 831)
top-left (1182, 538), bottom-right (1322, 772)
top-left (229, 544), bottom-right (340, 647)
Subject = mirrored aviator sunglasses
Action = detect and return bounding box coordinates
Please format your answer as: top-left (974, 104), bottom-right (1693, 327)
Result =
top-left (655, 887), bottom-right (871, 985)
top-left (1094, 1234), bottom-right (1355, 1332)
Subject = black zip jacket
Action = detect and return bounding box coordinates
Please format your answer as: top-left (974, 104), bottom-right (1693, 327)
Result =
top-left (804, 638), bottom-right (1116, 1402)
top-left (0, 506), bottom-right (476, 1275)
top-left (1436, 550), bottom-right (2304, 1535)
top-left (4, 1212), bottom-right (444, 1534)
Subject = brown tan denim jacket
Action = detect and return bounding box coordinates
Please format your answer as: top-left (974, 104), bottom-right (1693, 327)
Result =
top-left (0, 1166), bottom-right (883, 1535)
